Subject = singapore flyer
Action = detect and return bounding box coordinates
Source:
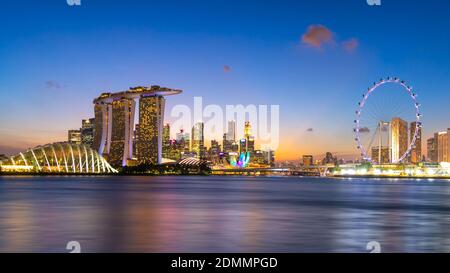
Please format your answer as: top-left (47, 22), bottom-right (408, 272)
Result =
top-left (354, 77), bottom-right (422, 164)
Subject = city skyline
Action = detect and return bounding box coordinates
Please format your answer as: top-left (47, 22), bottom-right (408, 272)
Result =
top-left (2, 1), bottom-right (450, 161)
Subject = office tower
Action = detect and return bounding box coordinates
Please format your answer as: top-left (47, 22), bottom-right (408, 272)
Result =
top-left (68, 129), bottom-right (81, 144)
top-left (109, 98), bottom-right (136, 167)
top-left (302, 155), bottom-right (314, 166)
top-left (93, 102), bottom-right (112, 155)
top-left (209, 140), bottom-right (221, 164)
top-left (192, 122), bottom-right (205, 159)
top-left (223, 133), bottom-right (233, 153)
top-left (176, 129), bottom-right (190, 153)
top-left (137, 95), bottom-right (165, 164)
top-left (93, 86), bottom-right (181, 166)
top-left (239, 138), bottom-right (247, 153)
top-left (427, 137), bottom-right (438, 163)
top-left (244, 121), bottom-right (251, 139)
top-left (162, 123), bottom-right (170, 159)
top-left (81, 118), bottom-right (95, 149)
top-left (371, 147), bottom-right (390, 164)
top-left (263, 149), bottom-right (275, 167)
top-left (391, 117), bottom-right (408, 162)
top-left (409, 121), bottom-right (422, 163)
top-left (227, 120), bottom-right (236, 141)
top-left (437, 130), bottom-right (449, 163)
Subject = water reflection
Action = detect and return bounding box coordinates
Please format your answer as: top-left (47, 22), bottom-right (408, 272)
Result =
top-left (0, 176), bottom-right (450, 252)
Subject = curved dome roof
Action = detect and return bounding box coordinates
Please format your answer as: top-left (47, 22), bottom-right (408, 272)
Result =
top-left (178, 157), bottom-right (209, 166)
top-left (0, 142), bottom-right (117, 174)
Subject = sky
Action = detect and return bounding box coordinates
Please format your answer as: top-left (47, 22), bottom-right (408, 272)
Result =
top-left (1, 0), bottom-right (450, 161)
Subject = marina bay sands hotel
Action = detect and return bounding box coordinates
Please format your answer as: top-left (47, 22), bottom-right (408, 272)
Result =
top-left (93, 86), bottom-right (182, 167)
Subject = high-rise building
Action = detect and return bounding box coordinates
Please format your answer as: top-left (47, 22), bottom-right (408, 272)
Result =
top-left (263, 148), bottom-right (275, 167)
top-left (109, 98), bottom-right (136, 167)
top-left (222, 133), bottom-right (233, 153)
top-left (81, 118), bottom-right (95, 149)
top-left (427, 137), bottom-right (438, 163)
top-left (93, 86), bottom-right (182, 166)
top-left (227, 120), bottom-right (236, 141)
top-left (176, 129), bottom-right (190, 153)
top-left (409, 121), bottom-right (422, 163)
top-left (192, 122), bottom-right (205, 159)
top-left (208, 140), bottom-right (221, 164)
top-left (137, 95), bottom-right (165, 165)
top-left (68, 129), bottom-right (81, 144)
top-left (437, 130), bottom-right (449, 163)
top-left (371, 147), bottom-right (390, 164)
top-left (391, 117), bottom-right (408, 162)
top-left (302, 155), bottom-right (314, 166)
top-left (162, 123), bottom-right (170, 159)
top-left (93, 102), bottom-right (112, 155)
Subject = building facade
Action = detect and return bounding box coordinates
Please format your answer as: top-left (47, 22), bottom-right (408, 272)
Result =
top-left (137, 95), bottom-right (165, 165)
top-left (192, 122), bottom-right (205, 159)
top-left (81, 118), bottom-right (95, 149)
top-left (68, 129), bottom-right (81, 144)
top-left (391, 117), bottom-right (408, 163)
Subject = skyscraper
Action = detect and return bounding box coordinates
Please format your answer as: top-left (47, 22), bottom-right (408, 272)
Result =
top-left (176, 129), bottom-right (190, 153)
top-left (409, 121), bottom-right (422, 163)
top-left (137, 95), bottom-right (165, 164)
top-left (427, 136), bottom-right (438, 163)
top-left (162, 123), bottom-right (170, 159)
top-left (93, 101), bottom-right (112, 155)
top-left (391, 117), bottom-right (408, 163)
top-left (109, 98), bottom-right (136, 167)
top-left (93, 86), bottom-right (182, 166)
top-left (81, 118), bottom-right (95, 149)
top-left (68, 129), bottom-right (81, 144)
top-left (437, 130), bottom-right (449, 163)
top-left (227, 120), bottom-right (236, 141)
top-left (191, 122), bottom-right (205, 159)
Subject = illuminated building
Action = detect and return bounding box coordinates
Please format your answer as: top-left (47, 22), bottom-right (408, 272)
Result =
top-left (302, 155), bottom-right (314, 166)
top-left (109, 98), bottom-right (135, 167)
top-left (93, 86), bottom-right (182, 167)
top-left (68, 129), bottom-right (81, 144)
top-left (409, 121), bottom-right (422, 163)
top-left (162, 123), bottom-right (170, 159)
top-left (0, 142), bottom-right (116, 173)
top-left (391, 117), bottom-right (408, 162)
top-left (138, 95), bottom-right (164, 165)
top-left (322, 152), bottom-right (337, 165)
top-left (371, 146), bottom-right (390, 164)
top-left (227, 120), bottom-right (236, 142)
top-left (192, 122), bottom-right (205, 159)
top-left (176, 129), bottom-right (190, 153)
top-left (208, 140), bottom-right (221, 164)
top-left (263, 148), bottom-right (275, 167)
top-left (81, 118), bottom-right (95, 149)
top-left (427, 136), bottom-right (438, 162)
top-left (223, 133), bottom-right (233, 153)
top-left (437, 130), bottom-right (449, 163)
top-left (239, 138), bottom-right (247, 153)
top-left (244, 121), bottom-right (251, 139)
top-left (133, 124), bottom-right (140, 158)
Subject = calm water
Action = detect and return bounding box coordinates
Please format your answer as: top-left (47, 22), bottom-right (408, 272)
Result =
top-left (1, 175), bottom-right (450, 253)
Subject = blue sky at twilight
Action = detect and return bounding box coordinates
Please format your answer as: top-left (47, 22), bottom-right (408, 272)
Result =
top-left (1, 0), bottom-right (450, 160)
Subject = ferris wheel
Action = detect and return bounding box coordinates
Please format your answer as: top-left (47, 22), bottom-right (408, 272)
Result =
top-left (354, 77), bottom-right (422, 164)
